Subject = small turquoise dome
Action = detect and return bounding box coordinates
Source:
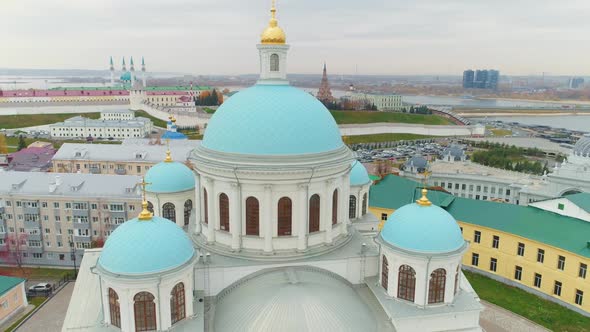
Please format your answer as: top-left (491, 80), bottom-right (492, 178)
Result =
top-left (98, 216), bottom-right (195, 275)
top-left (350, 161), bottom-right (371, 186)
top-left (145, 161), bottom-right (195, 193)
top-left (202, 84), bottom-right (344, 155)
top-left (381, 203), bottom-right (464, 253)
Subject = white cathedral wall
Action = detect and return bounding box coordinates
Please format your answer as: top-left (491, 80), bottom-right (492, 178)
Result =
top-left (194, 254), bottom-right (379, 297)
top-left (194, 171), bottom-right (350, 253)
top-left (100, 263), bottom-right (194, 331)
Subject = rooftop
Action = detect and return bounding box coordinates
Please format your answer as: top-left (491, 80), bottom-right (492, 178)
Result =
top-left (371, 175), bottom-right (590, 259)
top-left (49, 116), bottom-right (151, 129)
top-left (566, 193), bottom-right (590, 213)
top-left (7, 146), bottom-right (56, 172)
top-left (53, 143), bottom-right (197, 163)
top-left (0, 171), bottom-right (141, 199)
top-left (0, 276), bottom-right (25, 296)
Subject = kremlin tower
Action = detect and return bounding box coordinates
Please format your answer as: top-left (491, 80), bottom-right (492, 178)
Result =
top-left (317, 62), bottom-right (334, 104)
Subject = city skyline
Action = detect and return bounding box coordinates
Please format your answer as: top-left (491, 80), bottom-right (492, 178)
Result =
top-left (3, 0), bottom-right (590, 76)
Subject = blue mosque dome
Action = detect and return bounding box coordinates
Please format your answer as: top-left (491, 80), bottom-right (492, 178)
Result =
top-left (350, 161), bottom-right (371, 186)
top-left (380, 191), bottom-right (464, 253)
top-left (120, 71), bottom-right (132, 82)
top-left (98, 215), bottom-right (195, 275)
top-left (202, 84), bottom-right (344, 155)
top-left (145, 153), bottom-right (195, 193)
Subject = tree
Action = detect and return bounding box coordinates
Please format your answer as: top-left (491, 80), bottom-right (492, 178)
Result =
top-left (0, 233), bottom-right (28, 277)
top-left (17, 135), bottom-right (26, 151)
top-left (0, 135), bottom-right (7, 154)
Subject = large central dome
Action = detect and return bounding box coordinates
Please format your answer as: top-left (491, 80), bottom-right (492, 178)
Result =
top-left (202, 84), bottom-right (344, 155)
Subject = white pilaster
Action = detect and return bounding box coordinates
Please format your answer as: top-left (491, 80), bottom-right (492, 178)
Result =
top-left (194, 174), bottom-right (201, 234)
top-left (231, 183), bottom-right (241, 251)
top-left (205, 178), bottom-right (215, 243)
top-left (264, 185), bottom-right (273, 253)
top-left (297, 184), bottom-right (308, 251)
top-left (323, 180), bottom-right (333, 244)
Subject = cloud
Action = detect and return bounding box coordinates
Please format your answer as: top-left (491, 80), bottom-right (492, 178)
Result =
top-left (2, 0), bottom-right (590, 75)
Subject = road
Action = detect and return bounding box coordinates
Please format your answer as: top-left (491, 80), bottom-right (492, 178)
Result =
top-left (17, 282), bottom-right (75, 332)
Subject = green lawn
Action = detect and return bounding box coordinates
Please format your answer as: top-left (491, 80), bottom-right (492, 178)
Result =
top-left (4, 297), bottom-right (47, 332)
top-left (330, 111), bottom-right (455, 126)
top-left (464, 270), bottom-right (590, 331)
top-left (0, 266), bottom-right (75, 279)
top-left (0, 113), bottom-right (100, 130)
top-left (486, 126), bottom-right (512, 137)
top-left (134, 110), bottom-right (168, 128)
top-left (344, 133), bottom-right (434, 144)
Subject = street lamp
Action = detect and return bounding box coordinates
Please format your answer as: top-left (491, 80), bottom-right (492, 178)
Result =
top-left (69, 235), bottom-right (77, 278)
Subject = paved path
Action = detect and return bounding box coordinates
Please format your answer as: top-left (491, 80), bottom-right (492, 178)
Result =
top-left (479, 300), bottom-right (550, 332)
top-left (17, 282), bottom-right (75, 332)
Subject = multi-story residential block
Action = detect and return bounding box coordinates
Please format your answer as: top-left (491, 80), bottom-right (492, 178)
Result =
top-left (369, 175), bottom-right (590, 316)
top-left (0, 172), bottom-right (141, 267)
top-left (51, 140), bottom-right (198, 175)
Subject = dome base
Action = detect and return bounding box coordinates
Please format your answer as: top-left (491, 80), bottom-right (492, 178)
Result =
top-left (192, 230), bottom-right (353, 262)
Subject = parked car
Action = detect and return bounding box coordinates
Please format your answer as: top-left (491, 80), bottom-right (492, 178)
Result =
top-left (28, 283), bottom-right (52, 292)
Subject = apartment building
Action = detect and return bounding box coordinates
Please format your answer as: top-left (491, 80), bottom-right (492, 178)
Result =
top-left (0, 172), bottom-right (141, 267)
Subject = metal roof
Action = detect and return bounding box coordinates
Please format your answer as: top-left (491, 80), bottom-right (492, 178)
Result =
top-left (214, 266), bottom-right (378, 332)
top-left (370, 175), bottom-right (590, 258)
top-left (53, 143), bottom-right (197, 163)
top-left (0, 171), bottom-right (141, 199)
top-left (0, 276), bottom-right (25, 296)
top-left (566, 192), bottom-right (590, 213)
top-left (49, 116), bottom-right (150, 129)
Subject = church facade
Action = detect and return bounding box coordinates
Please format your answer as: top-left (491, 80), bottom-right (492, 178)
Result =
top-left (62, 3), bottom-right (483, 332)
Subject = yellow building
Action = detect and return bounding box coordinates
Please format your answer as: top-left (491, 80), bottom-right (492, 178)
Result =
top-left (368, 175), bottom-right (590, 316)
top-left (0, 276), bottom-right (27, 326)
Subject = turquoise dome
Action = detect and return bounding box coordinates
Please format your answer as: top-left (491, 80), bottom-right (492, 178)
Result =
top-left (120, 71), bottom-right (132, 82)
top-left (145, 161), bottom-right (195, 193)
top-left (380, 203), bottom-right (464, 253)
top-left (350, 161), bottom-right (371, 186)
top-left (98, 216), bottom-right (195, 275)
top-left (202, 84), bottom-right (344, 155)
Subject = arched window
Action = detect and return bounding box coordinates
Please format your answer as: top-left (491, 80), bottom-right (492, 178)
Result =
top-left (219, 193), bottom-right (229, 231)
top-left (203, 188), bottom-right (208, 224)
top-left (397, 265), bottom-right (416, 302)
top-left (170, 283), bottom-right (186, 325)
top-left (270, 54), bottom-right (279, 72)
top-left (332, 189), bottom-right (338, 225)
top-left (246, 197), bottom-right (259, 236)
top-left (163, 203), bottom-right (176, 222)
top-left (134, 292), bottom-right (156, 331)
top-left (184, 200), bottom-right (192, 226)
top-left (349, 195), bottom-right (357, 219)
top-left (277, 197), bottom-right (292, 236)
top-left (108, 288), bottom-right (121, 328)
top-left (381, 255), bottom-right (389, 290)
top-left (309, 194), bottom-right (320, 233)
top-left (428, 268), bottom-right (447, 304)
top-left (147, 201), bottom-right (154, 214)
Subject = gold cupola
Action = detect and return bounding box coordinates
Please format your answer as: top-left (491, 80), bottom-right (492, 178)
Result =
top-left (261, 0), bottom-right (286, 44)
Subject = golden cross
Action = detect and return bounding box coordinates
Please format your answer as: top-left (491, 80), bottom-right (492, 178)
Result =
top-left (421, 170), bottom-right (431, 188)
top-left (164, 139), bottom-right (172, 162)
top-left (138, 177), bottom-right (151, 202)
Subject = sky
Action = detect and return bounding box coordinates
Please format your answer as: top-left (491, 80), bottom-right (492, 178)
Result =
top-left (2, 0), bottom-right (590, 76)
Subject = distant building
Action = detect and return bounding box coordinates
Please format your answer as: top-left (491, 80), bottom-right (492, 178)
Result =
top-left (49, 110), bottom-right (152, 139)
top-left (0, 276), bottom-right (27, 326)
top-left (569, 77), bottom-right (585, 89)
top-left (51, 140), bottom-right (197, 175)
top-left (6, 145), bottom-right (56, 172)
top-left (316, 63), bottom-right (334, 103)
top-left (462, 70), bottom-right (474, 88)
top-left (346, 92), bottom-right (404, 111)
top-left (464, 69), bottom-right (499, 90)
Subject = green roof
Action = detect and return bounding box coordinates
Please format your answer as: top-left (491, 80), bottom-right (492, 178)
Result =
top-left (566, 193), bottom-right (590, 213)
top-left (144, 85), bottom-right (211, 91)
top-left (0, 276), bottom-right (25, 296)
top-left (368, 174), bottom-right (381, 181)
top-left (370, 175), bottom-right (590, 259)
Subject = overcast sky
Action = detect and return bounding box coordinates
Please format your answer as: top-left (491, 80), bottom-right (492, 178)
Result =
top-left (2, 0), bottom-right (590, 76)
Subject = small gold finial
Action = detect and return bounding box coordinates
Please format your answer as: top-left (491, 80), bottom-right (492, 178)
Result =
top-left (416, 188), bottom-right (432, 207)
top-left (271, 0), bottom-right (276, 19)
top-left (164, 139), bottom-right (172, 162)
top-left (138, 178), bottom-right (153, 221)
